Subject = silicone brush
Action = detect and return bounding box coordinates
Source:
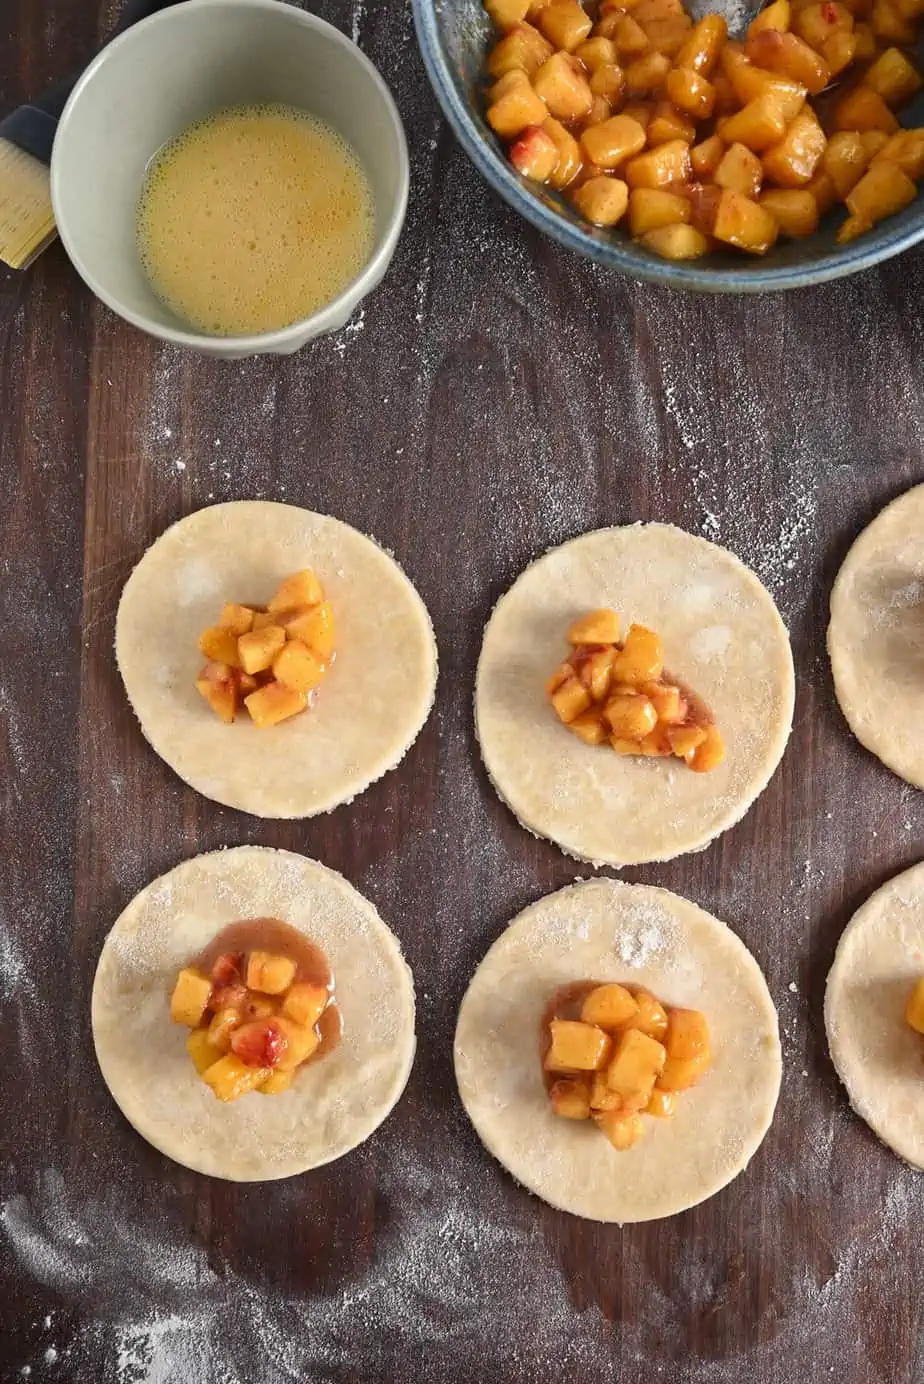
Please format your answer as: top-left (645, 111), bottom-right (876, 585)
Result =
top-left (0, 0), bottom-right (179, 270)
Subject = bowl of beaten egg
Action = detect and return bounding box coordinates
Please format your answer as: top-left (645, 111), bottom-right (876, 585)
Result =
top-left (51, 0), bottom-right (408, 355)
top-left (412, 0), bottom-right (924, 289)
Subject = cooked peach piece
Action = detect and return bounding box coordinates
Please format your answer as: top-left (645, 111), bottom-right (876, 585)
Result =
top-left (749, 0), bottom-right (791, 33)
top-left (283, 981), bottom-right (329, 1028)
top-left (198, 625), bottom-right (242, 666)
top-left (746, 28), bottom-right (830, 92)
top-left (666, 66), bottom-right (716, 118)
top-left (202, 1054), bottom-right (272, 1102)
top-left (605, 1028), bottom-right (667, 1111)
top-left (833, 85), bottom-right (900, 132)
top-left (648, 100), bottom-right (697, 145)
top-left (170, 968), bottom-right (212, 1027)
top-left (905, 977), bottom-right (924, 1033)
top-left (230, 1018), bottom-right (289, 1068)
top-left (759, 188), bottom-right (819, 235)
top-left (485, 0), bottom-right (531, 29)
top-left (238, 624), bottom-right (286, 675)
top-left (625, 50), bottom-right (672, 91)
top-left (643, 681), bottom-right (685, 723)
top-left (691, 133), bottom-right (726, 177)
top-left (533, 52), bottom-right (594, 118)
top-left (207, 1005), bottom-right (242, 1053)
top-left (487, 19), bottom-right (553, 75)
top-left (622, 988), bottom-right (669, 1039)
top-left (667, 725), bottom-right (707, 758)
top-left (580, 115), bottom-right (647, 168)
top-left (729, 68), bottom-right (806, 123)
top-left (603, 692), bottom-right (658, 739)
top-left (665, 1007), bottom-right (710, 1060)
top-left (589, 1070), bottom-right (623, 1110)
top-left (274, 1016), bottom-right (322, 1070)
top-left (246, 951), bottom-right (297, 995)
top-left (268, 568), bottom-right (323, 613)
top-left (549, 673), bottom-right (593, 722)
top-left (568, 709), bottom-right (608, 744)
top-left (244, 681), bottom-right (309, 728)
top-left (219, 602), bottom-right (256, 636)
top-left (580, 983), bottom-right (640, 1029)
top-left (823, 130), bottom-right (869, 197)
top-left (847, 160), bottom-right (916, 222)
top-left (538, 0), bottom-right (594, 48)
top-left (195, 662), bottom-right (239, 724)
top-left (576, 647), bottom-right (616, 700)
top-left (639, 222), bottom-right (710, 257)
top-left (716, 141), bottom-right (763, 196)
top-left (575, 34), bottom-right (617, 66)
top-left (645, 1088), bottom-right (677, 1117)
top-left (610, 624), bottom-right (664, 682)
top-left (544, 1018), bottom-right (613, 1071)
top-left (186, 1029), bottom-right (217, 1075)
top-left (567, 608), bottom-right (621, 644)
top-left (873, 127), bottom-right (924, 179)
top-left (628, 188), bottom-right (693, 235)
top-left (719, 95), bottom-right (788, 151)
top-left (864, 46), bottom-right (922, 105)
top-left (510, 124), bottom-right (560, 179)
top-left (792, 0), bottom-right (852, 45)
top-left (712, 187), bottom-right (779, 252)
top-left (488, 70), bottom-right (550, 135)
top-left (594, 1109), bottom-right (645, 1149)
top-left (674, 12), bottom-right (727, 72)
top-left (688, 723), bottom-right (727, 771)
top-left (549, 1076), bottom-right (593, 1118)
top-left (543, 117), bottom-right (584, 187)
top-left (259, 1070), bottom-right (295, 1095)
top-left (624, 137), bottom-right (692, 188)
top-left (762, 107), bottom-right (826, 187)
top-left (272, 639), bottom-right (326, 694)
top-left (571, 175), bottom-right (630, 224)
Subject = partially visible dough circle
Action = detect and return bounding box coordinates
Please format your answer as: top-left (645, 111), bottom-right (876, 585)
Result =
top-left (828, 484), bottom-right (924, 789)
top-left (116, 501), bottom-right (438, 818)
top-left (92, 847), bottom-right (416, 1181)
top-left (454, 878), bottom-right (782, 1223)
top-left (475, 525), bottom-right (794, 867)
top-left (825, 860), bottom-right (924, 1170)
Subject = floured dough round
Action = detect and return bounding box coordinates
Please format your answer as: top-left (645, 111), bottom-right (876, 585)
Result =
top-left (116, 501), bottom-right (438, 817)
top-left (475, 525), bottom-right (794, 866)
top-left (825, 860), bottom-right (924, 1169)
top-left (92, 846), bottom-right (416, 1181)
top-left (828, 484), bottom-right (924, 788)
top-left (455, 878), bottom-right (782, 1223)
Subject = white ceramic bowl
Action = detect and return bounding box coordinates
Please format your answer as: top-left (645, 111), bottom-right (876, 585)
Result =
top-left (51, 0), bottom-right (409, 357)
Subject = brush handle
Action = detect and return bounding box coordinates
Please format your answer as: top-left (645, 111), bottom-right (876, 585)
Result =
top-left (0, 0), bottom-right (180, 164)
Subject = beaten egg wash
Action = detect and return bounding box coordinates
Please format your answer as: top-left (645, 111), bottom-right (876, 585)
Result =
top-left (137, 104), bottom-right (375, 336)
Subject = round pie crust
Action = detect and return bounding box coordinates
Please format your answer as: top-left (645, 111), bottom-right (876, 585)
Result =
top-left (828, 484), bottom-right (924, 788)
top-left (116, 501), bottom-right (438, 817)
top-left (92, 846), bottom-right (416, 1181)
top-left (475, 524), bottom-right (795, 867)
top-left (825, 860), bottom-right (924, 1170)
top-left (454, 878), bottom-right (782, 1223)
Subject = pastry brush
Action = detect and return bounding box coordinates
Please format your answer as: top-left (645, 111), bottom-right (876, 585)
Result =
top-left (0, 0), bottom-right (179, 270)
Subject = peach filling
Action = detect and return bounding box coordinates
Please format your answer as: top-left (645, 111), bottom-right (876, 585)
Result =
top-left (195, 567), bottom-right (335, 727)
top-left (545, 607), bottom-right (725, 772)
top-left (905, 977), bottom-right (924, 1034)
top-left (542, 980), bottom-right (711, 1150)
top-left (169, 918), bottom-right (340, 1101)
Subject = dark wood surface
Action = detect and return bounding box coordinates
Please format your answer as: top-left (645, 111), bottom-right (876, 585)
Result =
top-left (2, 2), bottom-right (924, 1381)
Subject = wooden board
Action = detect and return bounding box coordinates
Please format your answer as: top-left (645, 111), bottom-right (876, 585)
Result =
top-left (2, 2), bottom-right (924, 1380)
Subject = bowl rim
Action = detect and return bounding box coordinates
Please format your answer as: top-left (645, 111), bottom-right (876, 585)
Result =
top-left (50, 0), bottom-right (410, 349)
top-left (411, 0), bottom-right (924, 293)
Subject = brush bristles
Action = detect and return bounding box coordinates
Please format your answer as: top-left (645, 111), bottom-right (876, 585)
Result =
top-left (0, 140), bottom-right (56, 270)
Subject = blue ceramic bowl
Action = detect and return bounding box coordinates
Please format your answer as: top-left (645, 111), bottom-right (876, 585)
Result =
top-left (412, 0), bottom-right (924, 291)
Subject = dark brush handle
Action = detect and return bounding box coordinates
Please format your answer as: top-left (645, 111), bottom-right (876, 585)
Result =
top-left (0, 0), bottom-right (181, 164)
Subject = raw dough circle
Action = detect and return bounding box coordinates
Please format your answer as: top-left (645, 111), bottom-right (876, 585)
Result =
top-left (92, 846), bottom-right (416, 1181)
top-left (825, 860), bottom-right (924, 1169)
top-left (828, 484), bottom-right (924, 788)
top-left (116, 501), bottom-right (438, 817)
top-left (454, 878), bottom-right (782, 1223)
top-left (475, 525), bottom-right (794, 866)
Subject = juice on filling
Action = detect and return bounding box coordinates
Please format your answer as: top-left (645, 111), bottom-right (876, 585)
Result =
top-left (136, 104), bottom-right (375, 337)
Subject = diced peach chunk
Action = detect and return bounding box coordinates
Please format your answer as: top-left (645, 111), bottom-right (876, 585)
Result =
top-left (283, 981), bottom-right (329, 1028)
top-left (487, 22), bottom-right (554, 78)
top-left (580, 983), bottom-right (639, 1029)
top-left (259, 1069), bottom-right (295, 1095)
top-left (238, 624), bottom-right (286, 675)
top-left (688, 724), bottom-right (726, 772)
top-left (202, 1054), bottom-right (271, 1101)
top-left (716, 141), bottom-right (764, 197)
top-left (625, 138), bottom-right (693, 188)
top-left (603, 692), bottom-right (658, 740)
top-left (230, 1017), bottom-right (289, 1068)
top-left (537, 0), bottom-right (593, 49)
top-left (543, 117), bottom-right (584, 188)
top-left (170, 967), bottom-right (212, 1027)
top-left (510, 124), bottom-right (559, 180)
top-left (622, 988), bottom-right (669, 1039)
top-left (576, 647), bottom-right (616, 700)
top-left (198, 625), bottom-right (242, 666)
top-left (569, 709), bottom-right (608, 744)
top-left (833, 85), bottom-right (900, 133)
top-left (605, 1028), bottom-right (667, 1111)
top-left (609, 624), bottom-right (664, 683)
top-left (762, 108), bottom-right (826, 187)
top-left (759, 188), bottom-right (820, 236)
top-left (274, 1016), bottom-right (321, 1070)
top-left (195, 661), bottom-right (240, 724)
top-left (207, 1005), bottom-right (242, 1053)
top-left (904, 977), bottom-right (924, 1033)
top-left (745, 29), bottom-right (830, 92)
top-left (219, 602), bottom-right (256, 636)
top-left (846, 159), bottom-right (916, 223)
top-left (674, 13), bottom-right (727, 74)
top-left (533, 52), bottom-right (594, 120)
top-left (244, 681), bottom-right (309, 728)
top-left (640, 224), bottom-right (711, 259)
top-left (645, 1088), bottom-right (677, 1117)
top-left (571, 176), bottom-right (630, 225)
top-left (580, 116), bottom-right (647, 169)
top-left (864, 46), bottom-right (922, 106)
top-left (712, 187), bottom-right (779, 253)
top-left (272, 640), bottom-right (326, 694)
top-left (628, 188), bottom-right (693, 236)
top-left (594, 1109), bottom-right (645, 1149)
top-left (186, 1029), bottom-right (217, 1075)
top-left (589, 1071), bottom-right (624, 1110)
top-left (485, 0), bottom-right (531, 29)
top-left (246, 950), bottom-right (297, 995)
top-left (544, 1018), bottom-right (613, 1072)
top-left (549, 1076), bottom-right (593, 1118)
top-left (268, 568), bottom-right (323, 613)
